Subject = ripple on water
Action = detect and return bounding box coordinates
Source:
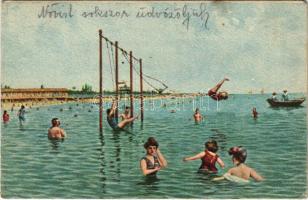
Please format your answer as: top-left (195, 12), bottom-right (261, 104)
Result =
top-left (1, 96), bottom-right (307, 198)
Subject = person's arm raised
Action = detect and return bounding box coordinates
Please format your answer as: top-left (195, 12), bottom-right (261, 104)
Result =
top-left (183, 151), bottom-right (205, 162)
top-left (108, 99), bottom-right (118, 118)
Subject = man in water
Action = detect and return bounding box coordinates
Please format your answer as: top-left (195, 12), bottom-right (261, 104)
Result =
top-left (208, 78), bottom-right (229, 101)
top-left (120, 106), bottom-right (130, 121)
top-left (193, 108), bottom-right (203, 122)
top-left (48, 118), bottom-right (66, 139)
top-left (18, 105), bottom-right (26, 126)
top-left (107, 99), bottom-right (138, 130)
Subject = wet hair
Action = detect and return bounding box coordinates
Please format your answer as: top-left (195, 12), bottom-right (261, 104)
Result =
top-left (205, 140), bottom-right (218, 153)
top-left (272, 92), bottom-right (277, 95)
top-left (144, 137), bottom-right (159, 149)
top-left (106, 108), bottom-right (111, 115)
top-left (228, 146), bottom-right (247, 163)
top-left (21, 105), bottom-right (25, 109)
top-left (51, 118), bottom-right (59, 126)
top-left (4, 110), bottom-right (7, 114)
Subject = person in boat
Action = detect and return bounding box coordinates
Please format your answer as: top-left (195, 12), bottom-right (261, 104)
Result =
top-left (183, 140), bottom-right (225, 173)
top-left (120, 106), bottom-right (130, 121)
top-left (107, 99), bottom-right (138, 130)
top-left (282, 90), bottom-right (289, 101)
top-left (208, 78), bottom-right (229, 101)
top-left (193, 108), bottom-right (203, 122)
top-left (140, 137), bottom-right (168, 176)
top-left (271, 92), bottom-right (278, 101)
top-left (48, 118), bottom-right (66, 139)
top-left (213, 146), bottom-right (263, 182)
top-left (252, 107), bottom-right (258, 119)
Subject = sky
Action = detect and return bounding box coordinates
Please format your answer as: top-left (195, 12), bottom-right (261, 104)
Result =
top-left (1, 1), bottom-right (307, 93)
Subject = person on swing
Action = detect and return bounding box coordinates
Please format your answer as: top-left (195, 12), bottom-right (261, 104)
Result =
top-left (107, 98), bottom-right (139, 130)
top-left (208, 78), bottom-right (230, 101)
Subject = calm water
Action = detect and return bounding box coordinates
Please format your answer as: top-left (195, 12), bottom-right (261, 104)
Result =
top-left (1, 94), bottom-right (307, 198)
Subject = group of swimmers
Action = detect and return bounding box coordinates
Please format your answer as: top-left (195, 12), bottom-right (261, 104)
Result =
top-left (141, 137), bottom-right (263, 182)
top-left (2, 105), bottom-right (26, 125)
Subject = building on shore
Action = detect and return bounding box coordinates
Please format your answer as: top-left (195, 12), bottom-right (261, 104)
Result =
top-left (1, 88), bottom-right (71, 103)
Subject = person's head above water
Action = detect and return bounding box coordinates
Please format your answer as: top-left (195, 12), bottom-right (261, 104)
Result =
top-left (228, 146), bottom-right (247, 164)
top-left (4, 110), bottom-right (7, 114)
top-left (124, 106), bottom-right (130, 114)
top-left (272, 92), bottom-right (277, 95)
top-left (51, 118), bottom-right (60, 127)
top-left (283, 90), bottom-right (288, 93)
top-left (144, 137), bottom-right (159, 149)
top-left (144, 137), bottom-right (159, 156)
top-left (21, 105), bottom-right (25, 109)
top-left (205, 140), bottom-right (218, 153)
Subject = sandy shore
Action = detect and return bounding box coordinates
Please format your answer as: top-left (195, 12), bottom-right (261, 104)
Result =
top-left (1, 94), bottom-right (201, 110)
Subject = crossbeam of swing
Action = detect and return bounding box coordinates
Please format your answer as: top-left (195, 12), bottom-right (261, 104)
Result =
top-left (100, 34), bottom-right (140, 62)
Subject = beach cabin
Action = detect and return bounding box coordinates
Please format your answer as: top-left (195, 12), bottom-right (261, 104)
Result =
top-left (1, 88), bottom-right (69, 103)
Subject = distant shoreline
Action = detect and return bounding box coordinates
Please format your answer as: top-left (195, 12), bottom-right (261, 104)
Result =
top-left (1, 92), bottom-right (306, 110)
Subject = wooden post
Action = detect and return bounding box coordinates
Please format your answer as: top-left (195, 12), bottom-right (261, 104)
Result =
top-left (115, 41), bottom-right (119, 121)
top-left (99, 29), bottom-right (103, 132)
top-left (139, 59), bottom-right (144, 121)
top-left (129, 51), bottom-right (134, 118)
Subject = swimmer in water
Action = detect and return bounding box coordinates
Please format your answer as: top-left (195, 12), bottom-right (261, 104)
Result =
top-left (48, 118), bottom-right (66, 139)
top-left (183, 140), bottom-right (225, 173)
top-left (120, 106), bottom-right (130, 121)
top-left (213, 146), bottom-right (263, 181)
top-left (140, 137), bottom-right (167, 176)
top-left (208, 78), bottom-right (230, 101)
top-left (193, 108), bottom-right (203, 122)
top-left (18, 105), bottom-right (26, 126)
top-left (107, 99), bottom-right (138, 130)
top-left (3, 110), bottom-right (10, 123)
top-left (252, 107), bottom-right (258, 119)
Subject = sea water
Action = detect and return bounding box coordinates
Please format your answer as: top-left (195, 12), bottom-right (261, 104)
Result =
top-left (1, 94), bottom-right (307, 198)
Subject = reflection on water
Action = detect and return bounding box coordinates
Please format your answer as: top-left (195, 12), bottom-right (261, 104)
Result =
top-left (137, 176), bottom-right (160, 192)
top-left (98, 132), bottom-right (106, 193)
top-left (49, 138), bottom-right (64, 152)
top-left (210, 128), bottom-right (227, 151)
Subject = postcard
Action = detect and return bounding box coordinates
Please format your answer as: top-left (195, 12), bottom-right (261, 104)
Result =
top-left (1, 1), bottom-right (307, 198)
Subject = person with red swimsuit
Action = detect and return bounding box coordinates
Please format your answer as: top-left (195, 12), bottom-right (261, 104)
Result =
top-left (208, 78), bottom-right (230, 101)
top-left (183, 140), bottom-right (225, 173)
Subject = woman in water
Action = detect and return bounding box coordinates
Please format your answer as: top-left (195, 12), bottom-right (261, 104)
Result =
top-left (2, 110), bottom-right (10, 123)
top-left (214, 146), bottom-right (263, 182)
top-left (208, 78), bottom-right (229, 101)
top-left (183, 140), bottom-right (225, 173)
top-left (140, 137), bottom-right (168, 176)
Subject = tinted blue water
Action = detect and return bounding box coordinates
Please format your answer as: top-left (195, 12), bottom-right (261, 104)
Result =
top-left (1, 94), bottom-right (307, 198)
